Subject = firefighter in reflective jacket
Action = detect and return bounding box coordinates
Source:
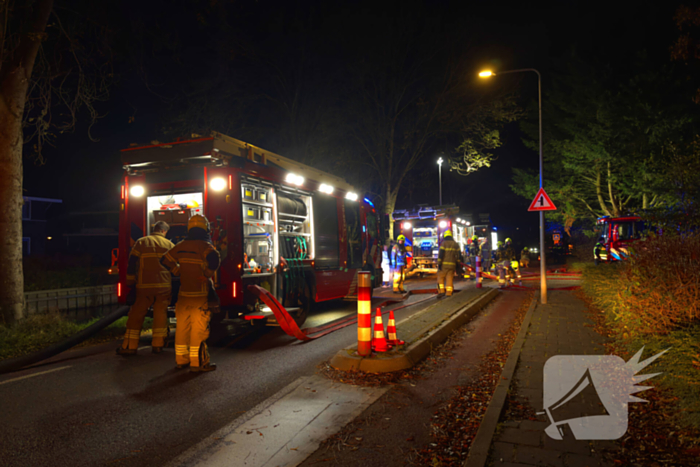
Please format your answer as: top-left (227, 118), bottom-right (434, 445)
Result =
top-left (504, 238), bottom-right (522, 285)
top-left (117, 221), bottom-right (174, 356)
top-left (161, 215), bottom-right (221, 372)
top-left (438, 230), bottom-right (462, 297)
top-left (594, 237), bottom-right (606, 265)
top-left (468, 235), bottom-right (480, 280)
top-left (391, 235), bottom-right (408, 293)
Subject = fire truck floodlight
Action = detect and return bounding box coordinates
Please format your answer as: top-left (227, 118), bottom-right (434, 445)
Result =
top-left (285, 173), bottom-right (304, 186)
top-left (319, 183), bottom-right (334, 194)
top-left (130, 185), bottom-right (145, 197)
top-left (345, 192), bottom-right (358, 201)
top-left (457, 218), bottom-right (462, 222)
top-left (439, 221), bottom-right (447, 228)
top-left (402, 222), bottom-right (412, 230)
top-left (210, 177), bottom-right (227, 191)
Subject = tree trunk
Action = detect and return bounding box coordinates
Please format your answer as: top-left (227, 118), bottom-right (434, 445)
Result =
top-left (384, 185), bottom-right (399, 241)
top-left (643, 192), bottom-right (648, 209)
top-left (595, 168), bottom-right (612, 216)
top-left (0, 0), bottom-right (54, 324)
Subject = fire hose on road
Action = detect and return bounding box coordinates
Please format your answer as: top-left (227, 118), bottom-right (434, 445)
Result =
top-left (0, 305), bottom-right (131, 375)
top-left (247, 284), bottom-right (438, 342)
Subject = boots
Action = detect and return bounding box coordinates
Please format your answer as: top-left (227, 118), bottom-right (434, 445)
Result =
top-left (190, 362), bottom-right (217, 373)
top-left (116, 347), bottom-right (136, 356)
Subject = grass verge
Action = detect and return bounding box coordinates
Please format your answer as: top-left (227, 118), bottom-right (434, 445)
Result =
top-left (0, 313), bottom-right (152, 361)
top-left (578, 263), bottom-right (700, 431)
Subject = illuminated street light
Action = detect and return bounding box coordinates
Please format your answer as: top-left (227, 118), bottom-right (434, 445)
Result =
top-left (480, 67), bottom-right (547, 304)
top-left (437, 157), bottom-right (443, 206)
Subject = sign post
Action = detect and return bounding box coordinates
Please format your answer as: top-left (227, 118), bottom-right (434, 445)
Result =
top-left (528, 187), bottom-right (557, 304)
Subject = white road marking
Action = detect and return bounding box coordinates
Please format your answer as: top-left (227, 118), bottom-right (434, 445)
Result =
top-left (138, 346), bottom-right (151, 351)
top-left (0, 365), bottom-right (72, 386)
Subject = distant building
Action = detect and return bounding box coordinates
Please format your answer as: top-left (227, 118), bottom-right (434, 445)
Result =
top-left (22, 197), bottom-right (62, 255)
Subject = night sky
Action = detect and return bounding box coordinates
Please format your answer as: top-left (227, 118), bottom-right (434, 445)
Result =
top-left (24, 0), bottom-right (679, 248)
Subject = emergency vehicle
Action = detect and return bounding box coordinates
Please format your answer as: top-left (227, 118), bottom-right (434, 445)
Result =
top-left (392, 205), bottom-right (461, 275)
top-left (596, 215), bottom-right (644, 261)
top-left (117, 132), bottom-right (383, 332)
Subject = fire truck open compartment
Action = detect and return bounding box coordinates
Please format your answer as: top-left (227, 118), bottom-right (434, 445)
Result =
top-left (146, 192), bottom-right (204, 240)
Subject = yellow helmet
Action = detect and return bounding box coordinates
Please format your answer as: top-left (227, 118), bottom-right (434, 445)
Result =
top-left (444, 230), bottom-right (452, 237)
top-left (471, 235), bottom-right (478, 242)
top-left (188, 214), bottom-right (209, 232)
top-left (397, 234), bottom-right (406, 242)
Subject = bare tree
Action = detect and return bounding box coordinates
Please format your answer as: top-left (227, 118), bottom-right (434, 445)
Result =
top-left (0, 0), bottom-right (111, 324)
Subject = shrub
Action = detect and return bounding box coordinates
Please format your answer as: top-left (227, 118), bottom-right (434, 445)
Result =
top-left (623, 233), bottom-right (700, 336)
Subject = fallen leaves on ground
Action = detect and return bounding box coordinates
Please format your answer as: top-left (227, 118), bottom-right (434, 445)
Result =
top-left (412, 292), bottom-right (533, 466)
top-left (576, 288), bottom-right (700, 467)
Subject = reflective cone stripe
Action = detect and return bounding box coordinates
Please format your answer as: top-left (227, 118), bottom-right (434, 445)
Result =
top-left (357, 272), bottom-right (372, 357)
top-left (371, 309), bottom-right (392, 352)
top-left (386, 310), bottom-right (404, 346)
top-left (476, 256), bottom-right (482, 289)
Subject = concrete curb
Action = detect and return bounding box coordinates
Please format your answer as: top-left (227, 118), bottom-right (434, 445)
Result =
top-left (463, 290), bottom-right (539, 467)
top-left (329, 288), bottom-right (499, 373)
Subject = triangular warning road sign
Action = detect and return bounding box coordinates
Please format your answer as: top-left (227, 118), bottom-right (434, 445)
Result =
top-left (528, 187), bottom-right (557, 211)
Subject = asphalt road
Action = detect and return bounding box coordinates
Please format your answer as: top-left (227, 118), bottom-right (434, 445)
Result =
top-left (0, 277), bottom-right (467, 467)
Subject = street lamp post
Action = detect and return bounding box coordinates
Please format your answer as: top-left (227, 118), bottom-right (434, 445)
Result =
top-left (437, 157), bottom-right (443, 206)
top-left (479, 68), bottom-right (547, 304)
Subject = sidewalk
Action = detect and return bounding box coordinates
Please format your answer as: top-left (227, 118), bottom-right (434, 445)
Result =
top-left (469, 289), bottom-right (619, 467)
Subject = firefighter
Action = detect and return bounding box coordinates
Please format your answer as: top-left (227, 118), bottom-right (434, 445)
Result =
top-left (391, 235), bottom-right (408, 294)
top-left (161, 215), bottom-right (221, 372)
top-left (504, 238), bottom-right (522, 285)
top-left (480, 237), bottom-right (491, 276)
top-left (468, 235), bottom-right (480, 280)
top-left (494, 241), bottom-right (508, 287)
top-left (520, 247), bottom-right (531, 268)
top-left (117, 221), bottom-right (174, 356)
top-left (381, 243), bottom-right (392, 287)
top-left (594, 236), bottom-right (606, 265)
top-left (437, 230), bottom-right (461, 297)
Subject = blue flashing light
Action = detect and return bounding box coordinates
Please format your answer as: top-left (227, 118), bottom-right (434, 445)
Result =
top-left (492, 227), bottom-right (497, 231)
top-left (364, 197), bottom-right (374, 207)
top-left (362, 225), bottom-right (366, 232)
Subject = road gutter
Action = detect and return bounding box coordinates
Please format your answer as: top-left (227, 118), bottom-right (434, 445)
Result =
top-left (463, 290), bottom-right (539, 467)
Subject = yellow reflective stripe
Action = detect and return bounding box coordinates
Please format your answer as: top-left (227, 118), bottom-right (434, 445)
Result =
top-left (358, 301), bottom-right (371, 315)
top-left (358, 328), bottom-right (372, 341)
top-left (141, 253), bottom-right (165, 258)
top-left (126, 275), bottom-right (136, 281)
top-left (136, 283), bottom-right (172, 288)
top-left (374, 331), bottom-right (385, 338)
top-left (180, 258), bottom-right (206, 265)
top-left (152, 328), bottom-right (168, 337)
top-left (131, 249), bottom-right (142, 257)
top-left (179, 291), bottom-right (207, 297)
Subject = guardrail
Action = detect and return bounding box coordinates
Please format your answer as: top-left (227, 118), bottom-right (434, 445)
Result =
top-left (25, 284), bottom-right (118, 315)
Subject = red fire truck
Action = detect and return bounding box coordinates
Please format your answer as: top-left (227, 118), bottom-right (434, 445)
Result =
top-left (596, 215), bottom-right (645, 262)
top-left (392, 205), bottom-right (461, 275)
top-left (117, 132), bottom-right (383, 333)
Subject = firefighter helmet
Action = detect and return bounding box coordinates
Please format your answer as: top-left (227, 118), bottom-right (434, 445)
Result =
top-left (497, 241), bottom-right (504, 247)
top-left (523, 246), bottom-right (529, 251)
top-left (471, 235), bottom-right (478, 242)
top-left (505, 238), bottom-right (512, 245)
top-left (397, 234), bottom-right (406, 242)
top-left (444, 230), bottom-right (452, 238)
top-left (188, 214), bottom-right (210, 232)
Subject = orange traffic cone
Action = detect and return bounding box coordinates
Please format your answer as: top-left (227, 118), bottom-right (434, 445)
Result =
top-left (371, 308), bottom-right (393, 352)
top-left (386, 310), bottom-right (405, 346)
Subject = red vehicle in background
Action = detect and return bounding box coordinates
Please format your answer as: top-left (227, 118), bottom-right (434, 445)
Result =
top-left (596, 215), bottom-right (645, 262)
top-left (118, 132), bottom-right (382, 333)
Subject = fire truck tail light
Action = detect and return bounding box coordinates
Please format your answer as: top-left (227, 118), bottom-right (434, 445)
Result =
top-left (121, 186), bottom-right (125, 200)
top-left (118, 283), bottom-right (122, 297)
top-left (232, 281), bottom-right (237, 298)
